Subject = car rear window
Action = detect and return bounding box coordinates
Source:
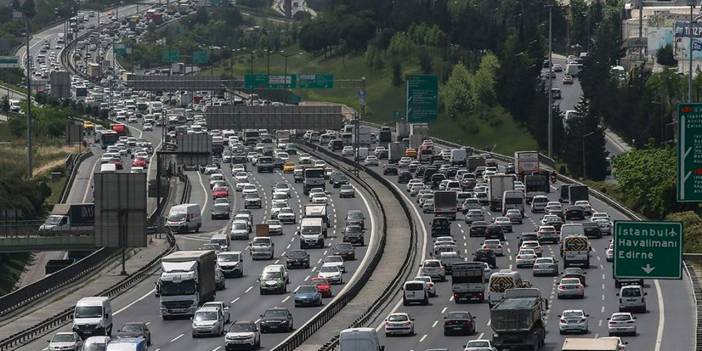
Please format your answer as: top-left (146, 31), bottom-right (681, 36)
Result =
top-left (405, 283), bottom-right (424, 290)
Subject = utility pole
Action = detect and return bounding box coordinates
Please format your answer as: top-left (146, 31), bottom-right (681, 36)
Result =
top-left (691, 1), bottom-right (694, 102)
top-left (582, 132), bottom-right (594, 179)
top-left (25, 15), bottom-right (33, 179)
top-left (547, 3), bottom-right (553, 158)
top-left (639, 0), bottom-right (643, 62)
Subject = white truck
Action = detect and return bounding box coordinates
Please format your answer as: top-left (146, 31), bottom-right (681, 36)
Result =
top-left (513, 151), bottom-right (540, 177)
top-left (158, 250), bottom-right (217, 319)
top-left (488, 175), bottom-right (515, 212)
top-left (449, 149), bottom-right (466, 166)
top-left (39, 203), bottom-right (94, 234)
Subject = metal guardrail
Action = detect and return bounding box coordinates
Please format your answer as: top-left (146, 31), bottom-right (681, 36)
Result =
top-left (57, 151), bottom-right (93, 204)
top-left (272, 141), bottom-right (418, 351)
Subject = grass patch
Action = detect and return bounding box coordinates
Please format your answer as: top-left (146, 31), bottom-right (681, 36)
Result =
top-left (0, 122), bottom-right (77, 178)
top-left (45, 174), bottom-right (67, 207)
top-left (208, 47), bottom-right (538, 155)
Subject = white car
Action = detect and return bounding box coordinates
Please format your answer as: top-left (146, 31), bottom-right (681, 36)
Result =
top-left (464, 339), bottom-right (497, 351)
top-left (203, 164), bottom-right (219, 174)
top-left (520, 241), bottom-right (543, 257)
top-left (398, 157), bottom-right (412, 168)
top-left (494, 216), bottom-right (513, 233)
top-left (318, 263), bottom-right (343, 284)
top-left (608, 312), bottom-right (637, 336)
top-left (482, 239), bottom-right (503, 256)
top-left (234, 172), bottom-right (249, 184)
top-left (465, 209), bottom-right (485, 224)
top-left (48, 332), bottom-right (82, 351)
top-left (364, 155), bottom-right (379, 166)
top-left (323, 255), bottom-right (346, 272)
top-left (342, 146), bottom-right (354, 156)
top-left (574, 200), bottom-right (593, 215)
top-left (384, 312), bottom-right (415, 336)
top-left (272, 183), bottom-right (291, 197)
top-left (413, 275), bottom-right (436, 297)
top-left (606, 242), bottom-right (614, 262)
top-left (559, 309), bottom-right (589, 334)
top-left (242, 184), bottom-right (258, 196)
top-left (224, 321), bottom-right (260, 349)
top-left (277, 207), bottom-right (296, 224)
top-left (311, 192), bottom-right (329, 204)
top-left (515, 249), bottom-right (537, 268)
top-left (143, 123), bottom-right (153, 131)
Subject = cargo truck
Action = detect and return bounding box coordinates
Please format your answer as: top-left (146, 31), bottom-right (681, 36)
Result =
top-left (514, 151), bottom-right (540, 177)
top-left (304, 204), bottom-right (330, 235)
top-left (490, 288), bottom-right (546, 351)
top-left (568, 185), bottom-right (589, 205)
top-left (396, 121), bottom-right (410, 141)
top-left (451, 262), bottom-right (486, 303)
top-left (467, 156), bottom-right (486, 172)
top-left (379, 127), bottom-right (392, 143)
top-left (158, 250), bottom-right (217, 319)
top-left (434, 191), bottom-right (457, 220)
top-left (352, 130), bottom-right (372, 146)
top-left (409, 134), bottom-right (424, 149)
top-left (388, 142), bottom-right (404, 163)
top-left (303, 167), bottom-right (326, 195)
top-left (488, 175), bottom-right (515, 212)
top-left (39, 203), bottom-right (94, 234)
top-left (524, 174), bottom-right (550, 204)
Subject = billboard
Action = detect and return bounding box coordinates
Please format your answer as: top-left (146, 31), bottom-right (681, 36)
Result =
top-left (94, 173), bottom-right (147, 248)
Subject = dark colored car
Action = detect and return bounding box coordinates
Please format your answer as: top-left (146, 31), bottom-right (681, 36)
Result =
top-left (430, 173), bottom-right (447, 189)
top-left (285, 250), bottom-right (310, 269)
top-left (469, 221), bottom-right (488, 237)
top-left (443, 311), bottom-right (476, 336)
top-left (398, 171), bottom-right (413, 184)
top-left (259, 308), bottom-right (293, 333)
top-left (562, 267), bottom-right (587, 286)
top-left (485, 224), bottom-right (505, 241)
top-left (582, 221), bottom-right (602, 239)
top-left (329, 171), bottom-right (348, 188)
top-left (519, 232), bottom-right (539, 247)
top-left (332, 242), bottom-right (356, 260)
top-left (431, 217), bottom-right (451, 237)
top-left (294, 285), bottom-right (323, 307)
top-left (345, 210), bottom-right (365, 229)
top-left (383, 164), bottom-right (398, 176)
top-left (116, 322), bottom-right (151, 345)
top-left (473, 248), bottom-right (497, 268)
top-left (564, 205), bottom-right (585, 220)
top-left (342, 225), bottom-right (364, 246)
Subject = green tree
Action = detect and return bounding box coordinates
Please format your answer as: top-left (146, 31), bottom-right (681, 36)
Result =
top-left (419, 50), bottom-right (433, 74)
top-left (471, 52), bottom-right (499, 108)
top-left (562, 96), bottom-right (609, 180)
top-left (442, 63), bottom-right (472, 120)
top-left (656, 44), bottom-right (677, 66)
top-left (1, 95), bottom-right (8, 113)
top-left (387, 32), bottom-right (415, 59)
top-left (391, 60), bottom-right (403, 86)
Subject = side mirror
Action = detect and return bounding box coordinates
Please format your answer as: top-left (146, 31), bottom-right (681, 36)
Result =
top-left (615, 292), bottom-right (619, 296)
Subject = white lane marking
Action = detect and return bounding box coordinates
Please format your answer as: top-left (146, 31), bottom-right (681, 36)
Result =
top-left (419, 334), bottom-right (427, 342)
top-left (197, 171), bottom-right (209, 216)
top-left (432, 320), bottom-right (438, 328)
top-left (304, 275), bottom-right (310, 281)
top-left (82, 156), bottom-right (101, 202)
top-left (294, 285), bottom-right (301, 292)
top-left (169, 334), bottom-right (184, 343)
top-left (601, 306), bottom-right (605, 313)
top-left (440, 307), bottom-right (447, 314)
top-left (245, 286), bottom-right (253, 293)
top-left (282, 296), bottom-right (290, 303)
top-left (114, 289), bottom-right (154, 315)
top-left (478, 332), bottom-right (484, 339)
top-left (655, 280), bottom-right (665, 351)
top-left (211, 347), bottom-right (221, 351)
top-left (231, 297), bottom-right (240, 304)
top-left (145, 322), bottom-right (150, 326)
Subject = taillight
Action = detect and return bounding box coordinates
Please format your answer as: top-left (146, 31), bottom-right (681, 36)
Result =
top-left (560, 318), bottom-right (566, 323)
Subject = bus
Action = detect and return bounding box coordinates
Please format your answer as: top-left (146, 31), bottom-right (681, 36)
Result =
top-left (100, 130), bottom-right (119, 149)
top-left (487, 270), bottom-right (525, 307)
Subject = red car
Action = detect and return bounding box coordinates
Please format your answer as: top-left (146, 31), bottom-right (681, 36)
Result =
top-left (132, 157), bottom-right (147, 168)
top-left (212, 186), bottom-right (229, 199)
top-left (311, 276), bottom-right (332, 298)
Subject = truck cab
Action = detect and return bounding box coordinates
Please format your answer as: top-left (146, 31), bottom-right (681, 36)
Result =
top-left (297, 217), bottom-right (325, 248)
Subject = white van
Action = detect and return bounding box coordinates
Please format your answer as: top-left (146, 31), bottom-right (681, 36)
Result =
top-left (402, 280), bottom-right (429, 305)
top-left (166, 204), bottom-right (202, 233)
top-left (72, 296), bottom-right (112, 338)
top-left (618, 285), bottom-right (646, 313)
top-left (298, 217), bottom-right (325, 249)
top-left (100, 163), bottom-right (117, 173)
top-left (209, 233), bottom-right (230, 251)
top-left (339, 328), bottom-right (384, 351)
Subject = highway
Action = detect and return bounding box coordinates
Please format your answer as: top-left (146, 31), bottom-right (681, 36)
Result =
top-left (19, 148), bottom-right (375, 351)
top-left (321, 136), bottom-right (691, 351)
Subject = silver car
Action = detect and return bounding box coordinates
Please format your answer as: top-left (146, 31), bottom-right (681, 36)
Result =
top-left (559, 309), bottom-right (589, 334)
top-left (465, 209), bottom-right (485, 224)
top-left (532, 257), bottom-right (558, 276)
top-left (48, 332), bottom-right (82, 351)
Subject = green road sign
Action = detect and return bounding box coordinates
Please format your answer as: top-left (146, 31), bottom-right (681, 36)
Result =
top-left (298, 74), bottom-right (334, 88)
top-left (406, 74), bottom-right (438, 123)
top-left (193, 50), bottom-right (209, 65)
top-left (161, 49), bottom-right (180, 63)
top-left (0, 56), bottom-right (19, 68)
top-left (244, 74), bottom-right (297, 89)
top-left (613, 220), bottom-right (683, 280)
top-left (678, 103), bottom-right (702, 202)
top-left (113, 43), bottom-right (128, 55)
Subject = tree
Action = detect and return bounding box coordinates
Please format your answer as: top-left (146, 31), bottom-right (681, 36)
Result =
top-left (391, 60), bottom-right (403, 86)
top-left (562, 97), bottom-right (609, 180)
top-left (442, 63), bottom-right (472, 120)
top-left (656, 44), bottom-right (677, 66)
top-left (471, 52), bottom-right (499, 108)
top-left (22, 0), bottom-right (35, 18)
top-left (1, 95), bottom-right (8, 113)
top-left (419, 50), bottom-right (433, 74)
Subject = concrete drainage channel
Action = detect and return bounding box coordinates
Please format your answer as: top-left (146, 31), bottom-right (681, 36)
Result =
top-left (269, 141), bottom-right (420, 351)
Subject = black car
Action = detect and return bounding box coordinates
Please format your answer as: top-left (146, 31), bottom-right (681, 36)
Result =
top-left (430, 173), bottom-right (447, 189)
top-left (383, 164), bottom-right (398, 176)
top-left (285, 250), bottom-right (310, 269)
top-left (117, 322), bottom-right (151, 345)
top-left (398, 171), bottom-right (413, 184)
top-left (330, 171), bottom-right (348, 188)
top-left (345, 210), bottom-right (365, 229)
top-left (564, 205), bottom-right (585, 220)
top-left (259, 307), bottom-right (293, 333)
top-left (473, 248), bottom-right (497, 268)
top-left (519, 232), bottom-right (539, 246)
top-left (562, 267), bottom-right (587, 286)
top-left (469, 221), bottom-right (488, 237)
top-left (485, 224), bottom-right (505, 241)
top-left (443, 311), bottom-right (476, 336)
top-left (332, 242), bottom-right (356, 260)
top-left (342, 224), bottom-right (364, 246)
top-left (431, 217), bottom-right (451, 237)
top-left (582, 221), bottom-right (602, 239)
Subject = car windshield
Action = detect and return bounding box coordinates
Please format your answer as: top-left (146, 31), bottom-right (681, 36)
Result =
top-left (169, 213), bottom-right (187, 221)
top-left (194, 311), bottom-right (217, 321)
top-left (622, 288), bottom-right (641, 297)
top-left (233, 222), bottom-right (247, 230)
top-left (388, 314), bottom-right (409, 322)
top-left (611, 314), bottom-right (632, 321)
top-left (320, 265), bottom-right (338, 273)
top-left (467, 341), bottom-right (490, 347)
top-left (82, 341), bottom-right (106, 351)
top-left (52, 334), bottom-right (76, 343)
top-left (447, 312), bottom-right (471, 319)
top-left (262, 271), bottom-right (282, 279)
top-left (298, 286), bottom-right (317, 293)
top-left (230, 323), bottom-right (255, 332)
top-left (563, 311), bottom-right (584, 318)
top-left (121, 324), bottom-right (143, 332)
top-left (219, 254), bottom-right (240, 262)
top-left (335, 244), bottom-right (353, 250)
top-left (75, 306), bottom-right (102, 318)
top-left (264, 310), bottom-right (288, 318)
top-left (325, 256), bottom-right (342, 263)
top-left (287, 250), bottom-right (306, 258)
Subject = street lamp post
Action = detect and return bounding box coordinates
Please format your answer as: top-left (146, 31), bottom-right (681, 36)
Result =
top-left (582, 132), bottom-right (594, 179)
top-left (265, 49), bottom-right (272, 76)
top-left (24, 14), bottom-right (33, 179)
top-left (547, 3), bottom-right (554, 158)
top-left (278, 51), bottom-right (300, 85)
